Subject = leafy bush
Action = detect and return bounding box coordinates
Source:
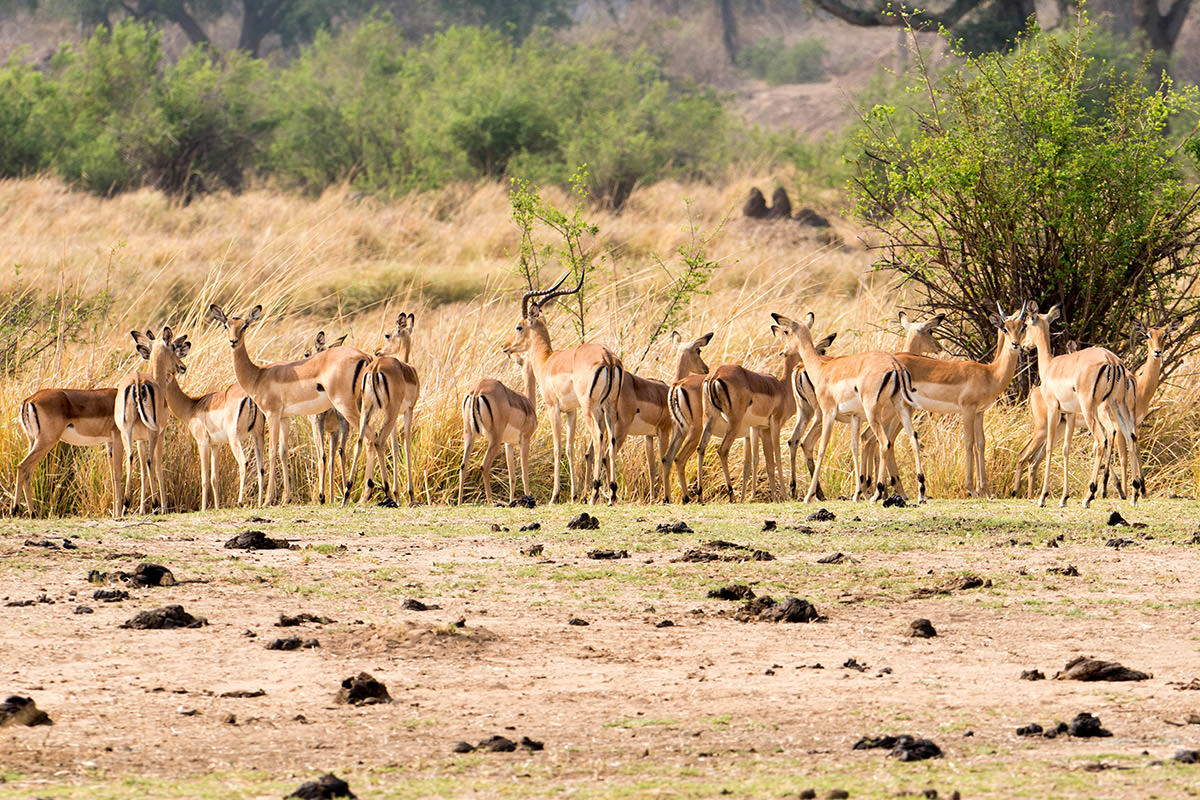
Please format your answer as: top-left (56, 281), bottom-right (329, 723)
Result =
top-left (738, 36), bottom-right (827, 85)
top-left (851, 16), bottom-right (1200, 367)
top-left (266, 22), bottom-right (730, 205)
top-left (0, 57), bottom-right (59, 177)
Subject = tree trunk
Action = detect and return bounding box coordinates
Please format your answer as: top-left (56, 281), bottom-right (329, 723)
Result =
top-left (1134, 0), bottom-right (1194, 55)
top-left (237, 0), bottom-right (270, 56)
top-left (717, 0), bottom-right (738, 64)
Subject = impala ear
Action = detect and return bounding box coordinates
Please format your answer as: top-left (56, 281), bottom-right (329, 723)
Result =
top-left (803, 311), bottom-right (815, 329)
top-left (208, 304), bottom-right (228, 325)
top-left (1168, 318), bottom-right (1183, 333)
top-left (1045, 304), bottom-right (1062, 324)
top-left (174, 339), bottom-right (191, 358)
top-left (130, 330), bottom-right (152, 360)
top-left (926, 313), bottom-right (945, 331)
top-left (315, 331), bottom-right (326, 347)
top-left (988, 313), bottom-right (1005, 330)
top-left (814, 332), bottom-right (836, 355)
top-left (897, 310), bottom-right (910, 329)
top-left (396, 313), bottom-right (407, 330)
top-left (333, 334), bottom-right (348, 347)
top-left (245, 305), bottom-right (262, 324)
top-left (1024, 299), bottom-right (1039, 315)
top-left (671, 330), bottom-right (682, 344)
top-left (771, 324), bottom-right (783, 338)
top-left (1065, 339), bottom-right (1079, 353)
top-left (161, 326), bottom-right (173, 344)
top-left (696, 332), bottom-right (714, 348)
top-left (407, 313), bottom-right (415, 331)
top-left (1132, 319), bottom-right (1147, 335)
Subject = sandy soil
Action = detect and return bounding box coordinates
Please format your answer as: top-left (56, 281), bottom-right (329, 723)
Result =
top-left (2, 501), bottom-right (1200, 799)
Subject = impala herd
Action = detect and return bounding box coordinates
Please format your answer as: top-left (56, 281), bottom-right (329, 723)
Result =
top-left (9, 276), bottom-right (1178, 518)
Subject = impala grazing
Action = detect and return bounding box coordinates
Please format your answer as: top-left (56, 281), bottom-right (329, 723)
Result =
top-left (346, 313), bottom-right (420, 505)
top-left (209, 304), bottom-right (370, 505)
top-left (13, 387), bottom-right (124, 518)
top-left (503, 274), bottom-right (624, 505)
top-left (772, 312), bottom-right (927, 504)
top-left (458, 355), bottom-right (537, 504)
top-left (1020, 302), bottom-right (1142, 508)
top-left (114, 356), bottom-right (167, 515)
top-left (136, 327), bottom-right (265, 510)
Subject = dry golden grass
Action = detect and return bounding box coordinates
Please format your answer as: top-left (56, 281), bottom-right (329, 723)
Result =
top-left (1, 173), bottom-right (1197, 516)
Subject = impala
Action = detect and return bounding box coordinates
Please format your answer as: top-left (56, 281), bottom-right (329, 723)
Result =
top-left (502, 274), bottom-right (624, 505)
top-left (772, 312), bottom-right (927, 503)
top-left (135, 327), bottom-right (265, 510)
top-left (12, 388), bottom-right (123, 518)
top-left (862, 304), bottom-right (1026, 497)
top-left (596, 331), bottom-right (714, 501)
top-left (305, 332), bottom-right (350, 504)
top-left (781, 330), bottom-right (838, 500)
top-left (114, 358), bottom-right (167, 515)
top-left (209, 304), bottom-right (370, 505)
top-left (660, 332), bottom-right (716, 503)
top-left (1021, 302), bottom-right (1142, 507)
top-left (458, 355), bottom-right (537, 504)
top-left (899, 311), bottom-right (945, 356)
top-left (346, 313), bottom-right (420, 505)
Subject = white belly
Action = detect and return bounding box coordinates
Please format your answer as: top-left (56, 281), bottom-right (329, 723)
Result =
top-left (61, 428), bottom-right (111, 447)
top-left (284, 396), bottom-right (332, 416)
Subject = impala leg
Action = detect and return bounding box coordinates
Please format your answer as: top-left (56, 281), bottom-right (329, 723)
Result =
top-left (696, 418), bottom-right (715, 504)
top-left (786, 405), bottom-right (811, 500)
top-left (343, 408), bottom-right (369, 507)
top-left (961, 412), bottom-right (977, 498)
top-left (662, 425), bottom-right (684, 504)
top-left (565, 409), bottom-right (579, 503)
top-left (603, 403), bottom-right (620, 505)
top-left (974, 413), bottom-right (988, 497)
top-left (232, 435), bottom-right (249, 507)
top-left (312, 416), bottom-right (327, 504)
top-left (458, 423), bottom-right (475, 506)
top-left (109, 436), bottom-right (124, 519)
top-left (848, 415), bottom-right (862, 502)
top-left (519, 435), bottom-right (531, 499)
top-left (1060, 414), bottom-right (1078, 508)
top-left (801, 411), bottom-right (825, 501)
top-left (13, 437), bottom-right (55, 517)
top-left (741, 429), bottom-right (756, 503)
top-left (895, 400), bottom-right (926, 503)
top-left (806, 412), bottom-right (836, 504)
top-left (715, 418), bottom-right (741, 503)
top-left (480, 439), bottom-right (501, 505)
top-left (264, 413), bottom-right (281, 505)
top-left (643, 435), bottom-right (657, 503)
top-left (198, 439), bottom-right (212, 512)
top-left (505, 443), bottom-right (516, 504)
top-left (548, 409), bottom-right (564, 505)
top-left (252, 422), bottom-right (266, 508)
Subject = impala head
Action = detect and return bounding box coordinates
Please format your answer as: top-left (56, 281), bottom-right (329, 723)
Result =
top-left (670, 330), bottom-right (713, 375)
top-left (304, 330), bottom-right (349, 358)
top-left (1020, 301), bottom-right (1060, 350)
top-left (988, 302), bottom-right (1027, 352)
top-left (208, 304), bottom-right (261, 350)
top-left (503, 272), bottom-right (581, 356)
top-left (1133, 319), bottom-right (1180, 360)
top-left (770, 312), bottom-right (834, 354)
top-left (133, 327), bottom-right (192, 376)
top-left (378, 313), bottom-right (414, 360)
top-left (898, 311), bottom-right (945, 355)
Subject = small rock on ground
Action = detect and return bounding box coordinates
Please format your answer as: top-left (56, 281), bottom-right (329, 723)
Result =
top-left (1172, 749), bottom-right (1199, 764)
top-left (586, 549), bottom-right (628, 560)
top-left (277, 612), bottom-right (334, 626)
top-left (520, 543), bottom-right (544, 557)
top-left (567, 617), bottom-right (589, 626)
top-left (1020, 669), bottom-right (1045, 681)
top-left (265, 637), bottom-right (319, 651)
top-left (1067, 712), bottom-right (1112, 737)
top-left (654, 521), bottom-right (693, 533)
top-left (807, 508), bottom-right (836, 522)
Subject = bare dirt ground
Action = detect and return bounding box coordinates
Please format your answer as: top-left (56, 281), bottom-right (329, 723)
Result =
top-left (3, 499), bottom-right (1200, 799)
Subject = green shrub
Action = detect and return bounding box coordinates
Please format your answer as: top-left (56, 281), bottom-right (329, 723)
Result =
top-left (0, 57), bottom-right (59, 177)
top-left (851, 16), bottom-right (1200, 364)
top-left (738, 36), bottom-right (827, 85)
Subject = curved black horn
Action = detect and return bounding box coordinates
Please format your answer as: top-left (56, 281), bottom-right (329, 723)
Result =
top-left (536, 270), bottom-right (582, 309)
top-left (521, 271), bottom-right (572, 317)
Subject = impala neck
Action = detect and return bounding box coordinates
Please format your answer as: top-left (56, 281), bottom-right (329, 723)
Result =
top-left (232, 335), bottom-right (265, 393)
top-left (1028, 324), bottom-right (1053, 379)
top-left (522, 359), bottom-right (538, 409)
top-left (527, 323), bottom-right (555, 382)
top-left (986, 329), bottom-right (1020, 390)
top-left (1137, 350), bottom-right (1162, 413)
top-left (795, 329), bottom-right (825, 381)
top-left (150, 352), bottom-right (199, 420)
top-left (781, 351), bottom-right (802, 382)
